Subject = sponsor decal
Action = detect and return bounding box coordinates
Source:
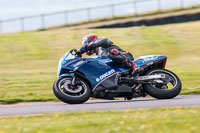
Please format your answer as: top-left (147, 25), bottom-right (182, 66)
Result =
top-left (146, 62), bottom-right (153, 66)
top-left (96, 69), bottom-right (115, 82)
top-left (143, 56), bottom-right (158, 63)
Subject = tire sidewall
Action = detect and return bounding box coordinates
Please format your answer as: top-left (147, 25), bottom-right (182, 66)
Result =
top-left (53, 77), bottom-right (91, 104)
top-left (143, 68), bottom-right (182, 99)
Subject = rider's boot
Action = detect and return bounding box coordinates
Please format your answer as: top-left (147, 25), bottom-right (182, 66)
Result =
top-left (128, 61), bottom-right (143, 76)
top-left (123, 59), bottom-right (143, 76)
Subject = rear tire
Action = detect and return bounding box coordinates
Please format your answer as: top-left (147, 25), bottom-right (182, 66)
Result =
top-left (143, 68), bottom-right (182, 99)
top-left (53, 77), bottom-right (91, 104)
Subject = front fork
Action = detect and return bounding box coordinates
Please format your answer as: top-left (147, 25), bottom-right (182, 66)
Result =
top-left (70, 75), bottom-right (82, 89)
top-left (71, 76), bottom-right (77, 86)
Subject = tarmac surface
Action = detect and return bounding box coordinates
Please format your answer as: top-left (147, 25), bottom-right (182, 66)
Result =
top-left (0, 95), bottom-right (200, 116)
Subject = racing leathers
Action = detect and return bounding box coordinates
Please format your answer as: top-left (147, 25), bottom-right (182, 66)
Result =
top-left (79, 37), bottom-right (135, 71)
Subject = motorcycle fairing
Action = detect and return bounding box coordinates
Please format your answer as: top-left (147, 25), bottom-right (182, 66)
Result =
top-left (84, 56), bottom-right (128, 72)
top-left (58, 52), bottom-right (167, 90)
top-left (74, 60), bottom-right (119, 89)
top-left (93, 73), bottom-right (119, 91)
top-left (57, 51), bottom-right (80, 77)
top-left (134, 55), bottom-right (167, 68)
top-left (60, 55), bottom-right (128, 89)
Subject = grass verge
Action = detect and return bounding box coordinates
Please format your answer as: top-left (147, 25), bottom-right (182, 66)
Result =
top-left (0, 20), bottom-right (200, 103)
top-left (0, 106), bottom-right (199, 133)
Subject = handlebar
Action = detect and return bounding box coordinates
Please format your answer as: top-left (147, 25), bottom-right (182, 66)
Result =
top-left (70, 48), bottom-right (82, 58)
top-left (69, 48), bottom-right (77, 54)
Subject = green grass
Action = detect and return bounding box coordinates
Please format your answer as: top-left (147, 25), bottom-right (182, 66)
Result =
top-left (0, 106), bottom-right (199, 133)
top-left (0, 20), bottom-right (200, 103)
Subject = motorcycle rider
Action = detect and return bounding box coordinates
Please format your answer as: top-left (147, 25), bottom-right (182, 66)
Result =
top-left (76, 34), bottom-right (139, 75)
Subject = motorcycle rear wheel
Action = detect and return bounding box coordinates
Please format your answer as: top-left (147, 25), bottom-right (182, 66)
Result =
top-left (53, 77), bottom-right (91, 104)
top-left (143, 68), bottom-right (182, 99)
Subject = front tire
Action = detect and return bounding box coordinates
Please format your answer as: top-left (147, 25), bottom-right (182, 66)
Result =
top-left (53, 77), bottom-right (91, 104)
top-left (143, 68), bottom-right (182, 99)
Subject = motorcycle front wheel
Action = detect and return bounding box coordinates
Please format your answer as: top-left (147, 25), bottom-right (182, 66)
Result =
top-left (143, 68), bottom-right (182, 99)
top-left (53, 77), bottom-right (91, 104)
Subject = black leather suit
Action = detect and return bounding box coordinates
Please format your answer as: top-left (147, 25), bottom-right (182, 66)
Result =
top-left (80, 37), bottom-right (134, 70)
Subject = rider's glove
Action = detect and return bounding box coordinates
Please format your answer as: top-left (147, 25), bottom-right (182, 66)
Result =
top-left (76, 51), bottom-right (82, 57)
top-left (80, 47), bottom-right (86, 53)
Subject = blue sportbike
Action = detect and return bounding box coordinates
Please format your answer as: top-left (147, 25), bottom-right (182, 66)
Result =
top-left (53, 48), bottom-right (182, 104)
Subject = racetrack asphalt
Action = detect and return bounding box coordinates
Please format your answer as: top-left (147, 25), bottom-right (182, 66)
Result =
top-left (0, 95), bottom-right (200, 116)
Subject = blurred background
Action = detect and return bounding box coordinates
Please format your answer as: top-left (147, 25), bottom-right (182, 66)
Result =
top-left (0, 0), bottom-right (200, 103)
top-left (0, 1), bottom-right (200, 132)
top-left (0, 0), bottom-right (200, 33)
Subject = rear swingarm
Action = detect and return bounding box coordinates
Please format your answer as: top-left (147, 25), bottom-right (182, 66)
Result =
top-left (120, 74), bottom-right (167, 84)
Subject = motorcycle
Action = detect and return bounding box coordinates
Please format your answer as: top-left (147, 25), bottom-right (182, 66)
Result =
top-left (53, 48), bottom-right (182, 104)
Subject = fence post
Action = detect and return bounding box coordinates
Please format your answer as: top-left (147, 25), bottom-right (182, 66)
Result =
top-left (158, 0), bottom-right (161, 12)
top-left (65, 11), bottom-right (68, 24)
top-left (87, 8), bottom-right (91, 21)
top-left (41, 14), bottom-right (45, 29)
top-left (111, 4), bottom-right (115, 17)
top-left (133, 1), bottom-right (137, 16)
top-left (20, 17), bottom-right (24, 32)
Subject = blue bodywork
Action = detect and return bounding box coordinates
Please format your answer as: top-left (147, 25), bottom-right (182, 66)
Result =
top-left (134, 55), bottom-right (167, 66)
top-left (57, 50), bottom-right (167, 89)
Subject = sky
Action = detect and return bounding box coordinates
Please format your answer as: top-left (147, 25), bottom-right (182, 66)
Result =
top-left (0, 0), bottom-right (134, 20)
